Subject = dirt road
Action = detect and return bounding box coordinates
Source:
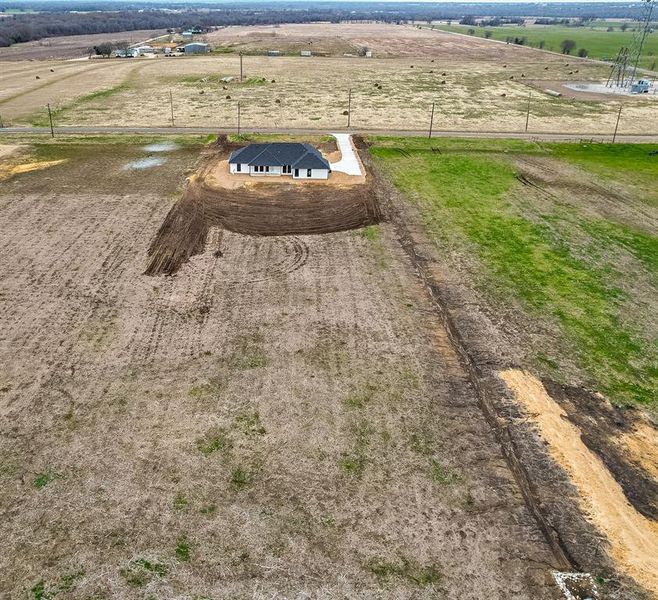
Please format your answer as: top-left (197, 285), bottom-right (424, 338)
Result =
top-left (2, 125), bottom-right (658, 142)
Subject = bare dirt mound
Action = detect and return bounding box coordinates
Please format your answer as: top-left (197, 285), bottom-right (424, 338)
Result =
top-left (145, 140), bottom-right (381, 276)
top-left (500, 369), bottom-right (658, 597)
top-left (543, 381), bottom-right (658, 521)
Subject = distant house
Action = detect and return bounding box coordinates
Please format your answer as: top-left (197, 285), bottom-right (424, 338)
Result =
top-left (181, 31), bottom-right (194, 40)
top-left (267, 50), bottom-right (281, 56)
top-left (301, 50), bottom-right (312, 57)
top-left (229, 143), bottom-right (331, 179)
top-left (133, 45), bottom-right (155, 55)
top-left (178, 43), bottom-right (210, 54)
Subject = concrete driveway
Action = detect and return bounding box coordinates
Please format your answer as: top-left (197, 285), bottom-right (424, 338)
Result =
top-left (329, 133), bottom-right (363, 176)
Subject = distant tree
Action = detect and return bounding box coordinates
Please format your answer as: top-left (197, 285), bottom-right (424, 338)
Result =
top-left (467, 28), bottom-right (476, 35)
top-left (620, 22), bottom-right (629, 31)
top-left (514, 36), bottom-right (527, 45)
top-left (560, 39), bottom-right (577, 54)
top-left (538, 40), bottom-right (546, 49)
top-left (484, 31), bottom-right (492, 39)
top-left (459, 15), bottom-right (476, 26)
top-left (93, 42), bottom-right (113, 58)
top-left (607, 26), bottom-right (614, 32)
top-left (578, 48), bottom-right (588, 57)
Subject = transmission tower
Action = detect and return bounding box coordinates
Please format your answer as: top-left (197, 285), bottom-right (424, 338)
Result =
top-left (606, 47), bottom-right (630, 87)
top-left (627, 0), bottom-right (656, 85)
top-left (606, 0), bottom-right (655, 88)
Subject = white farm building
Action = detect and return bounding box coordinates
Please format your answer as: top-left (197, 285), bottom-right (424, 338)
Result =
top-left (228, 143), bottom-right (331, 179)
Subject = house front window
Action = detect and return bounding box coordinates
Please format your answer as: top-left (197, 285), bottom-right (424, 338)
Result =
top-left (236, 163), bottom-right (241, 172)
top-left (307, 169), bottom-right (312, 177)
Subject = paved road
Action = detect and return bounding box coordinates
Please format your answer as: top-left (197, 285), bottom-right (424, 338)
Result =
top-left (2, 125), bottom-right (658, 142)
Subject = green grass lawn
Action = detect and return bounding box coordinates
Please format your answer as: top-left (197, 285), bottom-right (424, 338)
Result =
top-left (548, 143), bottom-right (658, 206)
top-left (370, 137), bottom-right (658, 410)
top-left (433, 23), bottom-right (658, 69)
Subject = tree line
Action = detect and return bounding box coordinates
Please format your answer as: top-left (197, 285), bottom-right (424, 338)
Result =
top-left (0, 2), bottom-right (651, 49)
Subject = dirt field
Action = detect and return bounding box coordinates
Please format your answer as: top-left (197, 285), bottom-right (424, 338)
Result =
top-left (0, 135), bottom-right (589, 599)
top-left (203, 22), bottom-right (577, 59)
top-left (1, 23), bottom-right (656, 135)
top-left (0, 29), bottom-right (166, 60)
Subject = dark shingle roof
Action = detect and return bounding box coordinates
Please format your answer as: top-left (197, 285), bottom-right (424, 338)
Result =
top-left (229, 143), bottom-right (330, 170)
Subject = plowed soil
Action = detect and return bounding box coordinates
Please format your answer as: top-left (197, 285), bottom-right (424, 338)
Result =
top-left (0, 138), bottom-right (567, 599)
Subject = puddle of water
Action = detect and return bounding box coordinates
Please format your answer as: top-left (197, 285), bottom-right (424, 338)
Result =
top-left (124, 157), bottom-right (167, 170)
top-left (142, 142), bottom-right (179, 152)
top-left (553, 572), bottom-right (598, 600)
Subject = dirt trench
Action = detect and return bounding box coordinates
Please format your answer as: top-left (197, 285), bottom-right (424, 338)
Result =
top-left (362, 146), bottom-right (652, 599)
top-left (145, 137), bottom-right (381, 276)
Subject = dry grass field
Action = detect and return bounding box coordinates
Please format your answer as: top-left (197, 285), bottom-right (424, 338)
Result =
top-left (0, 23), bottom-right (656, 134)
top-left (0, 137), bottom-right (572, 599)
top-left (0, 29), bottom-right (166, 60)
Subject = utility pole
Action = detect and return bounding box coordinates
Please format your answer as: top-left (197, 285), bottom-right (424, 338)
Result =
top-left (347, 88), bottom-right (352, 128)
top-left (612, 104), bottom-right (623, 143)
top-left (169, 90), bottom-right (175, 127)
top-left (237, 101), bottom-right (241, 135)
top-left (524, 91), bottom-right (532, 132)
top-left (428, 102), bottom-right (435, 139)
top-left (0, 113), bottom-right (4, 129)
top-left (240, 52), bottom-right (243, 82)
top-left (47, 103), bottom-right (54, 138)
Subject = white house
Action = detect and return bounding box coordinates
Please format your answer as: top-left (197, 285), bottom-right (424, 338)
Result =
top-left (134, 45), bottom-right (155, 55)
top-left (228, 143), bottom-right (331, 179)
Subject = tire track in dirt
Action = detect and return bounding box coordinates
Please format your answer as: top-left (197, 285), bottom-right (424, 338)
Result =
top-left (236, 236), bottom-right (309, 284)
top-left (513, 155), bottom-right (658, 233)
